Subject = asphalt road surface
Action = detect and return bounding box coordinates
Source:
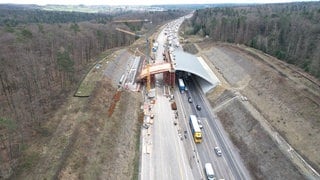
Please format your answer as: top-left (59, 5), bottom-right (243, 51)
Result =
top-left (141, 16), bottom-right (251, 180)
top-left (140, 17), bottom-right (195, 180)
top-left (181, 77), bottom-right (251, 179)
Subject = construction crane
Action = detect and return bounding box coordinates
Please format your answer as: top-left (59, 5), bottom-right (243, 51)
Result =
top-left (115, 28), bottom-right (141, 37)
top-left (116, 27), bottom-right (151, 92)
top-left (135, 48), bottom-right (154, 61)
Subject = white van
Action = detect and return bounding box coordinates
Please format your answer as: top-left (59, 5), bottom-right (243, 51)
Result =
top-left (204, 163), bottom-right (215, 180)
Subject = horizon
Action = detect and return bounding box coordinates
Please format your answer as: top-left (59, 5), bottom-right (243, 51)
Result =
top-left (0, 0), bottom-right (317, 6)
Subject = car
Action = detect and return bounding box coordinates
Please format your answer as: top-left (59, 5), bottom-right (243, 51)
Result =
top-left (196, 105), bottom-right (201, 111)
top-left (198, 120), bottom-right (203, 129)
top-left (188, 97), bottom-right (192, 103)
top-left (214, 147), bottom-right (222, 156)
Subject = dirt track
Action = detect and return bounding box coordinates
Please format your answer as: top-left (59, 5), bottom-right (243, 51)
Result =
top-left (195, 42), bottom-right (320, 179)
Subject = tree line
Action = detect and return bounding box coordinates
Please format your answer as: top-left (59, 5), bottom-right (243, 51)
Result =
top-left (0, 7), bottom-right (114, 26)
top-left (0, 6), bottom-right (186, 178)
top-left (184, 2), bottom-right (320, 79)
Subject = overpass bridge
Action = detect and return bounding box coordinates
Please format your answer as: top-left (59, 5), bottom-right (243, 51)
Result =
top-left (139, 62), bottom-right (172, 78)
top-left (137, 49), bottom-right (220, 93)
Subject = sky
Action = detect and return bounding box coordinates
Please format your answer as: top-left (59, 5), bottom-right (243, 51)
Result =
top-left (0, 0), bottom-right (316, 6)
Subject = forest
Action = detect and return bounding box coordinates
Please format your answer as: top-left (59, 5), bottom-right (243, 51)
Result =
top-left (184, 2), bottom-right (320, 79)
top-left (0, 5), bottom-right (187, 178)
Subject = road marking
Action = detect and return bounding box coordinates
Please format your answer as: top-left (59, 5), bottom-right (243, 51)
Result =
top-left (202, 120), bottom-right (231, 179)
top-left (173, 119), bottom-right (185, 180)
top-left (175, 86), bottom-right (204, 179)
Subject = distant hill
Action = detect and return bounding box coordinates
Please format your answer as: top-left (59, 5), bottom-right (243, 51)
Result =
top-left (153, 3), bottom-right (257, 10)
top-left (0, 3), bottom-right (253, 14)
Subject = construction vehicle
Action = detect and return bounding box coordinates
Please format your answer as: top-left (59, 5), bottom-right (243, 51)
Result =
top-left (171, 101), bottom-right (177, 110)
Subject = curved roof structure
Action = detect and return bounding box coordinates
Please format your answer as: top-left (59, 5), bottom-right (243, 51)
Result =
top-left (173, 50), bottom-right (220, 93)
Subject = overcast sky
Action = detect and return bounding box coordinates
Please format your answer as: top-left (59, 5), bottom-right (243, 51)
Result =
top-left (0, 0), bottom-right (315, 6)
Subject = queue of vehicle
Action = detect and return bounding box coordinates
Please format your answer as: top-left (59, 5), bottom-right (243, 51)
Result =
top-left (167, 19), bottom-right (224, 180)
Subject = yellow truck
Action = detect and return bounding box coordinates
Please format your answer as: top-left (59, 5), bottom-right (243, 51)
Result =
top-left (189, 115), bottom-right (202, 143)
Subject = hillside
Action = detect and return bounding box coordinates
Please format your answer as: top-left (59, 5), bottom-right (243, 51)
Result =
top-left (181, 2), bottom-right (320, 79)
top-left (184, 40), bottom-right (320, 179)
top-left (0, 6), bottom-right (186, 178)
top-left (208, 43), bottom-right (320, 178)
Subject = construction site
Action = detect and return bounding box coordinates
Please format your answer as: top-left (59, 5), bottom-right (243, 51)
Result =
top-left (16, 15), bottom-right (320, 180)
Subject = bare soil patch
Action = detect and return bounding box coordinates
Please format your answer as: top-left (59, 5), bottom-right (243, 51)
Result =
top-left (199, 42), bottom-right (320, 178)
top-left (58, 79), bottom-right (141, 180)
top-left (217, 97), bottom-right (304, 179)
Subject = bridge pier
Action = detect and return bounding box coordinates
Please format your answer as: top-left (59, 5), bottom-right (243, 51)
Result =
top-left (163, 71), bottom-right (175, 88)
top-left (151, 74), bottom-right (155, 88)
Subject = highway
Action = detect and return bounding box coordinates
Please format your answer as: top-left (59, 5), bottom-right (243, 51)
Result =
top-left (140, 16), bottom-right (251, 180)
top-left (153, 75), bottom-right (194, 180)
top-left (180, 77), bottom-right (251, 179)
top-left (140, 17), bottom-right (195, 180)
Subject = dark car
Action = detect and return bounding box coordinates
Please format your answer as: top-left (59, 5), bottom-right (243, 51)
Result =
top-left (188, 97), bottom-right (192, 103)
top-left (196, 105), bottom-right (201, 111)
